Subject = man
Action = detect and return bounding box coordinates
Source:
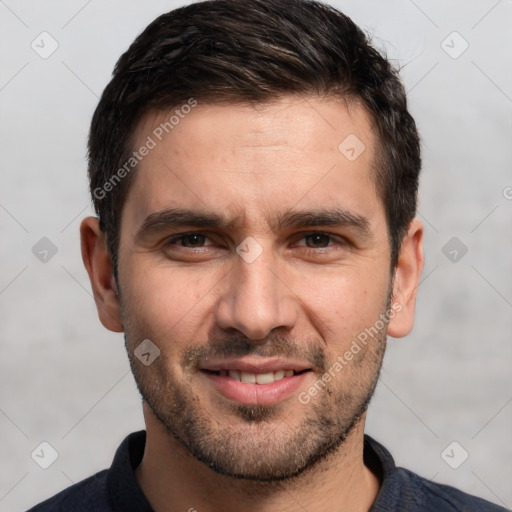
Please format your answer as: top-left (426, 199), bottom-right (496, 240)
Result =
top-left (28, 0), bottom-right (507, 510)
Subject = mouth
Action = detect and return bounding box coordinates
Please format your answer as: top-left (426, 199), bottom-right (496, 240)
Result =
top-left (199, 361), bottom-right (313, 406)
top-left (201, 368), bottom-right (311, 384)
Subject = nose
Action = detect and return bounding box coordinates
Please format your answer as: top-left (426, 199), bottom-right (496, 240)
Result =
top-left (214, 245), bottom-right (298, 341)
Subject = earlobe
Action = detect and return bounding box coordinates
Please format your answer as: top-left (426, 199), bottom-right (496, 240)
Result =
top-left (80, 217), bottom-right (124, 333)
top-left (387, 219), bottom-right (424, 339)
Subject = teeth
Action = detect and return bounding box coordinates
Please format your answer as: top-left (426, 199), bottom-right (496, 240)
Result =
top-left (228, 370), bottom-right (240, 381)
top-left (256, 372), bottom-right (275, 384)
top-left (240, 372), bottom-right (256, 383)
top-left (215, 369), bottom-right (301, 383)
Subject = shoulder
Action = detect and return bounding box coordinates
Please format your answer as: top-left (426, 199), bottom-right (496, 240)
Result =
top-left (391, 466), bottom-right (509, 512)
top-left (26, 430), bottom-right (148, 512)
top-left (365, 436), bottom-right (508, 512)
top-left (26, 470), bottom-right (110, 512)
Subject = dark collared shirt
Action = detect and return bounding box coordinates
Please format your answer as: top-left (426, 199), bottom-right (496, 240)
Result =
top-left (28, 431), bottom-right (508, 511)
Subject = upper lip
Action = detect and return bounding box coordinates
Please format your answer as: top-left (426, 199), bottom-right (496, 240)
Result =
top-left (199, 357), bottom-right (312, 374)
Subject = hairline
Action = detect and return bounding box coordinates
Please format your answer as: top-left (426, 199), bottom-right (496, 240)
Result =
top-left (106, 92), bottom-right (399, 277)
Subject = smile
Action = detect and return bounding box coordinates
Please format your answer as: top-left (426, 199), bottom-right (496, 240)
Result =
top-left (200, 365), bottom-right (313, 406)
top-left (202, 368), bottom-right (310, 384)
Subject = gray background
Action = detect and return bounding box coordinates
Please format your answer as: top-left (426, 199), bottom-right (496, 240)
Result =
top-left (1, 0), bottom-right (511, 510)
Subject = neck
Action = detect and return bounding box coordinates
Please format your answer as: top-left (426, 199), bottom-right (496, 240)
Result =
top-left (135, 404), bottom-right (380, 512)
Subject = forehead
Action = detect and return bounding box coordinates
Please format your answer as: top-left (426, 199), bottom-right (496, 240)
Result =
top-left (123, 96), bottom-right (383, 232)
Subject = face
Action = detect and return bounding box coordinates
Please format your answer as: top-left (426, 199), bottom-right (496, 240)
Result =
top-left (114, 96), bottom-right (398, 480)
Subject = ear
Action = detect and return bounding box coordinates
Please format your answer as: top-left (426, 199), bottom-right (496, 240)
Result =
top-left (387, 219), bottom-right (424, 338)
top-left (80, 217), bottom-right (124, 333)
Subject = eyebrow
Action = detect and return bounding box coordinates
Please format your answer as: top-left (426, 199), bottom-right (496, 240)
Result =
top-left (273, 209), bottom-right (370, 236)
top-left (135, 208), bottom-right (236, 241)
top-left (135, 206), bottom-right (371, 241)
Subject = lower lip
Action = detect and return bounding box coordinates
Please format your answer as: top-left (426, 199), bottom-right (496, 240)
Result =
top-left (200, 371), bottom-right (311, 406)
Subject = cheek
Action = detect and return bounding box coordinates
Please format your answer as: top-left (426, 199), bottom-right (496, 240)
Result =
top-left (121, 261), bottom-right (219, 344)
top-left (293, 265), bottom-right (390, 350)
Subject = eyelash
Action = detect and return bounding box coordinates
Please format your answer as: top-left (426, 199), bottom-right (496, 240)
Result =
top-left (166, 231), bottom-right (344, 252)
top-left (167, 232), bottom-right (214, 249)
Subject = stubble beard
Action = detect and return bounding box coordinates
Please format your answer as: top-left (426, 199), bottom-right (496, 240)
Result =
top-left (126, 319), bottom-right (388, 483)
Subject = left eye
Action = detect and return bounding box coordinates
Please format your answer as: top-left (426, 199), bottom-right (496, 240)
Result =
top-left (168, 233), bottom-right (212, 248)
top-left (298, 233), bottom-right (335, 248)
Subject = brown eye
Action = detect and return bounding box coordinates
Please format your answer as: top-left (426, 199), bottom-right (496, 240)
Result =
top-left (169, 233), bottom-right (210, 248)
top-left (181, 234), bottom-right (206, 247)
top-left (304, 233), bottom-right (332, 248)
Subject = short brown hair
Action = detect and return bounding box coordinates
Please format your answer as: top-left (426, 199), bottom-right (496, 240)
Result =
top-left (88, 0), bottom-right (421, 272)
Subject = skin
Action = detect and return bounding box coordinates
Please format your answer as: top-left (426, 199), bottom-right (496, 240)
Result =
top-left (81, 95), bottom-right (424, 512)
